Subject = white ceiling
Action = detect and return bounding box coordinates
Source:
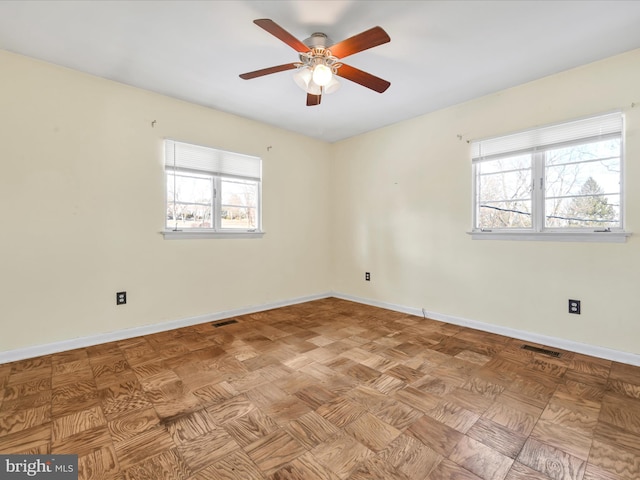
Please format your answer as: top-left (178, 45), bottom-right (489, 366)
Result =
top-left (2, 1), bottom-right (640, 143)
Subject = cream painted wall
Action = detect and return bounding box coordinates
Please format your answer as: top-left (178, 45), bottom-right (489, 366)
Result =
top-left (0, 51), bottom-right (332, 352)
top-left (331, 48), bottom-right (640, 355)
top-left (2, 47), bottom-right (639, 358)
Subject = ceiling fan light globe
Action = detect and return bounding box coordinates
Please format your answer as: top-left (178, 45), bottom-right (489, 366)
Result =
top-left (324, 76), bottom-right (341, 94)
top-left (293, 67), bottom-right (312, 89)
top-left (306, 80), bottom-right (322, 95)
top-left (293, 68), bottom-right (322, 95)
top-left (312, 64), bottom-right (333, 86)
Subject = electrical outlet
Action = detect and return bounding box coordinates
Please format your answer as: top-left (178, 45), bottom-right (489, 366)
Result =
top-left (116, 291), bottom-right (127, 305)
top-left (365, 272), bottom-right (370, 281)
top-left (568, 299), bottom-right (580, 314)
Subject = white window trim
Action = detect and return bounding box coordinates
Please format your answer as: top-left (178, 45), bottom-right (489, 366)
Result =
top-left (468, 230), bottom-right (630, 243)
top-left (161, 230), bottom-right (265, 240)
top-left (470, 111), bottom-right (630, 243)
top-left (163, 139), bottom-right (264, 239)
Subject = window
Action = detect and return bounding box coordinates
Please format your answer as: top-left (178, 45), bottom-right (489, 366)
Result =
top-left (471, 112), bottom-right (628, 242)
top-left (163, 139), bottom-right (262, 238)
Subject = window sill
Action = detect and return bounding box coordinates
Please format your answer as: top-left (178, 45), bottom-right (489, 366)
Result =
top-left (161, 230), bottom-right (265, 240)
top-left (468, 231), bottom-right (631, 243)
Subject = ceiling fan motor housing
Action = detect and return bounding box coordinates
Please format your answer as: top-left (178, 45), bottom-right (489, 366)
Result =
top-left (297, 33), bottom-right (341, 75)
top-left (303, 32), bottom-right (333, 49)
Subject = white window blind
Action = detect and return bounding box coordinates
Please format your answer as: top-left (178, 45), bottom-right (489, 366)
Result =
top-left (165, 139), bottom-right (261, 181)
top-left (471, 111), bottom-right (623, 161)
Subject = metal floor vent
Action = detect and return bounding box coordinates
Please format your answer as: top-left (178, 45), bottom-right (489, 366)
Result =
top-left (521, 344), bottom-right (561, 358)
top-left (211, 319), bottom-right (238, 328)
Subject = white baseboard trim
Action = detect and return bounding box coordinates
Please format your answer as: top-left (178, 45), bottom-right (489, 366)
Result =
top-left (3, 291), bottom-right (638, 367)
top-left (0, 292), bottom-right (332, 364)
top-left (332, 292), bottom-right (640, 367)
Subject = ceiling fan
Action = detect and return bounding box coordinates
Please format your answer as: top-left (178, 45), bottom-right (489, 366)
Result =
top-left (239, 19), bottom-right (391, 106)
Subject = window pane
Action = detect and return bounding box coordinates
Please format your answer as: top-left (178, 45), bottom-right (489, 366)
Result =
top-left (545, 194), bottom-right (620, 228)
top-left (478, 201), bottom-right (532, 228)
top-left (546, 138), bottom-right (620, 167)
top-left (166, 171), bottom-right (213, 228)
top-left (167, 203), bottom-right (213, 228)
top-left (476, 154), bottom-right (532, 229)
top-left (220, 178), bottom-right (258, 229)
top-left (544, 138), bottom-right (621, 228)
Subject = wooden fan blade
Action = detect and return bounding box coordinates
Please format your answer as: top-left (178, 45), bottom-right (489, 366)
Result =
top-left (254, 19), bottom-right (309, 53)
top-left (239, 63), bottom-right (298, 80)
top-left (329, 26), bottom-right (390, 59)
top-left (307, 93), bottom-right (322, 106)
top-left (335, 64), bottom-right (390, 93)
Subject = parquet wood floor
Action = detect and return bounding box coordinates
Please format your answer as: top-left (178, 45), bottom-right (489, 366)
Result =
top-left (1, 297), bottom-right (640, 479)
